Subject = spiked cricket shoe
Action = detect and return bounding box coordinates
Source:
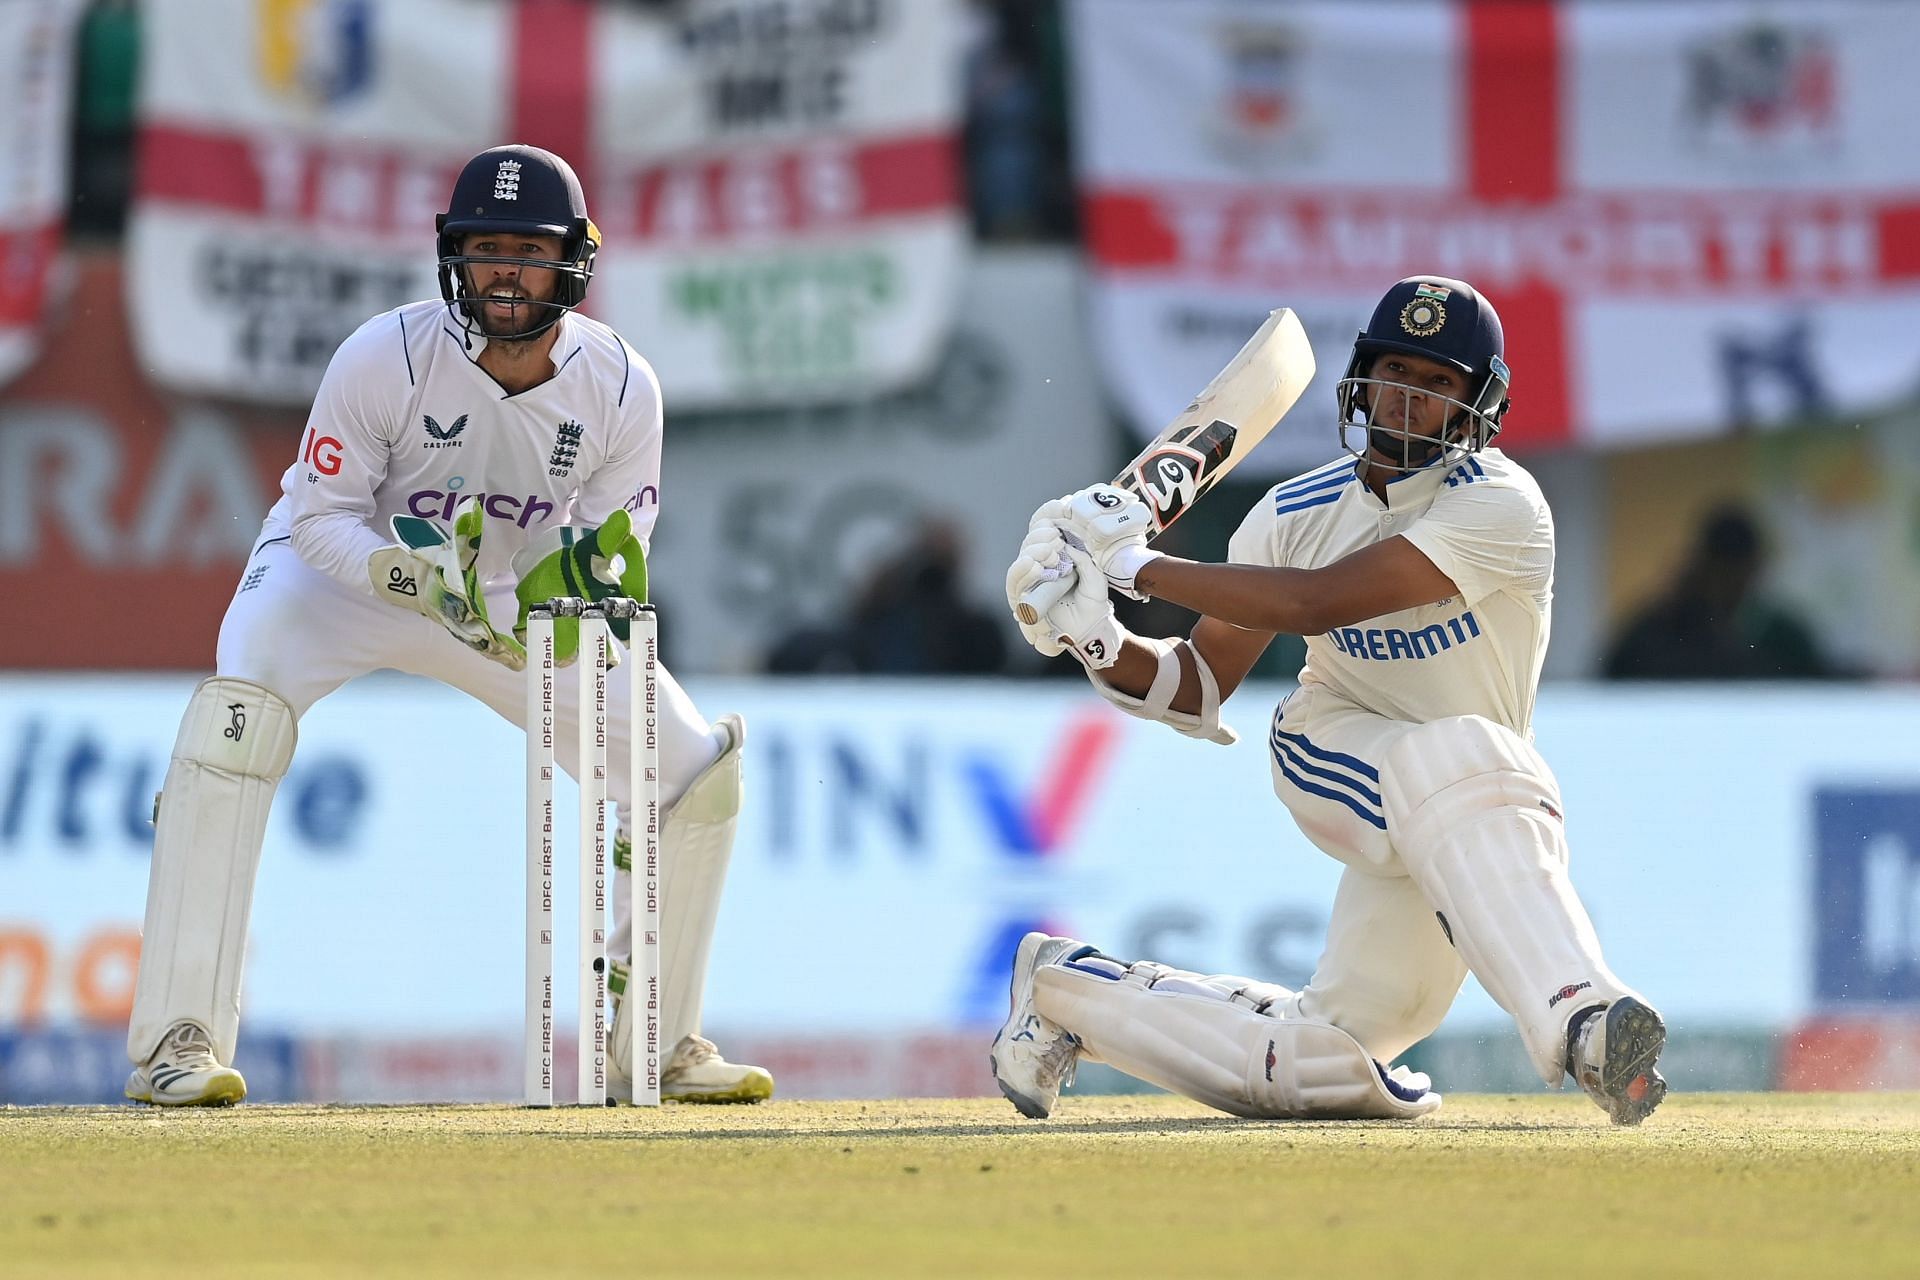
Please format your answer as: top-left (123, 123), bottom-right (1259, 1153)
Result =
top-left (1570, 997), bottom-right (1668, 1126)
top-left (989, 932), bottom-right (1086, 1119)
top-left (124, 1021), bottom-right (247, 1108)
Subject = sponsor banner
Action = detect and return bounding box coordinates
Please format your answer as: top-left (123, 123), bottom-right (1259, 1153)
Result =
top-left (648, 248), bottom-right (1109, 673)
top-left (0, 247), bottom-right (1076, 673)
top-left (6, 677), bottom-right (1918, 1064)
top-left (0, 255), bottom-right (298, 670)
top-left (0, 0), bottom-right (86, 389)
top-left (1067, 0), bottom-right (1920, 469)
top-left (127, 0), bottom-right (965, 407)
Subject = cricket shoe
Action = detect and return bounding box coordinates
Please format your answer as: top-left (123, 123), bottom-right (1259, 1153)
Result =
top-left (990, 932), bottom-right (1086, 1119)
top-left (124, 1021), bottom-right (247, 1108)
top-left (604, 959), bottom-right (773, 1104)
top-left (1569, 997), bottom-right (1668, 1126)
top-left (660, 1035), bottom-right (774, 1104)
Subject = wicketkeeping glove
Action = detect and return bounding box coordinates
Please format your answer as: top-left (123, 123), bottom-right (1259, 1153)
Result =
top-left (511, 508), bottom-right (649, 666)
top-left (368, 496), bottom-right (528, 670)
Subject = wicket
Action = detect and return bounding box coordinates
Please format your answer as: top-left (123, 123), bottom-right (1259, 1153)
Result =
top-left (523, 596), bottom-right (661, 1108)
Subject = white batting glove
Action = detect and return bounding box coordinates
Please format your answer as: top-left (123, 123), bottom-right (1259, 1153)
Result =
top-left (1025, 495), bottom-right (1072, 536)
top-left (1053, 483), bottom-right (1163, 601)
top-left (1006, 526), bottom-right (1071, 657)
top-left (1049, 544), bottom-right (1124, 670)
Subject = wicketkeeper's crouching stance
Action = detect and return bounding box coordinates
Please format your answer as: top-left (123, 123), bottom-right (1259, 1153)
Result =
top-left (125, 144), bottom-right (770, 1107)
top-left (993, 276), bottom-right (1667, 1126)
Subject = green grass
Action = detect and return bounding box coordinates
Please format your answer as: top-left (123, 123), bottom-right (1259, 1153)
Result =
top-left (3, 1093), bottom-right (1917, 1278)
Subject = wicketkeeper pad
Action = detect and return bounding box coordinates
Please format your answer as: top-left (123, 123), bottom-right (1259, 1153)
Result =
top-left (128, 677), bottom-right (297, 1066)
top-left (1032, 957), bottom-right (1440, 1120)
top-left (611, 714), bottom-right (744, 1079)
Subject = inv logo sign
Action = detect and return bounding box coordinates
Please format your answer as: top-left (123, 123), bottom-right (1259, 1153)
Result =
top-left (1813, 786), bottom-right (1920, 1002)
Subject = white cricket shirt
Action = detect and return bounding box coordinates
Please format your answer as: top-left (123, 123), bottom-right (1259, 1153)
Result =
top-left (1228, 448), bottom-right (1554, 735)
top-left (260, 299), bottom-right (663, 597)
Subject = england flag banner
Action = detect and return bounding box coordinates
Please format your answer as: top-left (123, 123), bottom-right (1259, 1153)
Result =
top-left (126, 0), bottom-right (966, 407)
top-left (1067, 0), bottom-right (1920, 469)
top-left (0, 0), bottom-right (85, 390)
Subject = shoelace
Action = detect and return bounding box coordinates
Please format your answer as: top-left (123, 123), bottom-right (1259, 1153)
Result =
top-left (1033, 1030), bottom-right (1081, 1089)
top-left (672, 1035), bottom-right (720, 1069)
top-left (163, 1025), bottom-right (220, 1068)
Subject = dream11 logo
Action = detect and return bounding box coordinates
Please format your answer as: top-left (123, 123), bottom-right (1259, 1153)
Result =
top-left (955, 710), bottom-right (1121, 1023)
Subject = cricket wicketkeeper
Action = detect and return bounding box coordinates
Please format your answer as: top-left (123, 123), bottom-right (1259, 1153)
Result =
top-left (125, 145), bottom-right (770, 1107)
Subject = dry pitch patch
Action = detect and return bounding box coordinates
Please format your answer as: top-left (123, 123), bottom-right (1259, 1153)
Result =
top-left (3, 1093), bottom-right (1917, 1278)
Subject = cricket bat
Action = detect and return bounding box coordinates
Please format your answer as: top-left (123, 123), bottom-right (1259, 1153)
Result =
top-left (1015, 307), bottom-right (1316, 624)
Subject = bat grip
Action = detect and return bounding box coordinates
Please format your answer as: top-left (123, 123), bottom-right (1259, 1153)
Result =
top-left (1013, 573), bottom-right (1074, 627)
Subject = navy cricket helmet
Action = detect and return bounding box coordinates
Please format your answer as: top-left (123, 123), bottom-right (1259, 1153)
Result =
top-left (436, 144), bottom-right (600, 342)
top-left (1336, 276), bottom-right (1513, 472)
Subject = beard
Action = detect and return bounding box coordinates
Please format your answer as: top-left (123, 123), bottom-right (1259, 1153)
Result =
top-left (464, 273), bottom-right (561, 340)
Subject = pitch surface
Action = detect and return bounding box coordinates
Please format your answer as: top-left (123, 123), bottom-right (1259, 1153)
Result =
top-left (3, 1093), bottom-right (1916, 1277)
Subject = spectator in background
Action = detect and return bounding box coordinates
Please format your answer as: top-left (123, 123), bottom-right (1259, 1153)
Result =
top-left (767, 519), bottom-right (1008, 674)
top-left (962, 0), bottom-right (1075, 242)
top-left (1603, 503), bottom-right (1847, 680)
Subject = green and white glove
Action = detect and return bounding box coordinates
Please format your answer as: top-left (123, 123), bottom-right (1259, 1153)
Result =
top-left (368, 496), bottom-right (528, 670)
top-left (511, 507), bottom-right (650, 666)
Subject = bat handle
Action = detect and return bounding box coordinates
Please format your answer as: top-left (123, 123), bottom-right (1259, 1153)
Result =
top-left (1014, 572), bottom-right (1074, 627)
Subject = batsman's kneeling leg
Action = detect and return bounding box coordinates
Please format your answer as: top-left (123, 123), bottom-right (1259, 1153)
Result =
top-left (1031, 958), bottom-right (1439, 1120)
top-left (1382, 715), bottom-right (1640, 1084)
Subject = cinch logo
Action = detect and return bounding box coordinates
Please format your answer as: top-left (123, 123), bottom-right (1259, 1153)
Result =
top-left (962, 710), bottom-right (1120, 858)
top-left (406, 490), bottom-right (555, 527)
top-left (1329, 609), bottom-right (1482, 662)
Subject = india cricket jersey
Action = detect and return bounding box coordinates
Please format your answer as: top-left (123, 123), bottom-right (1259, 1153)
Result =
top-left (1228, 448), bottom-right (1554, 736)
top-left (259, 299), bottom-right (663, 598)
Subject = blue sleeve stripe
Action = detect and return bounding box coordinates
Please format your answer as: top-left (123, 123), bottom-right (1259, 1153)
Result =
top-left (397, 310), bottom-right (415, 385)
top-left (1273, 489), bottom-right (1347, 516)
top-left (1273, 757), bottom-right (1388, 829)
top-left (1270, 733), bottom-right (1383, 807)
top-left (1272, 727), bottom-right (1380, 781)
top-left (618, 344), bottom-right (631, 407)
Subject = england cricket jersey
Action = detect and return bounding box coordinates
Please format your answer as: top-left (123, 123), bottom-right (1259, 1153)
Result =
top-left (1228, 448), bottom-right (1554, 735)
top-left (260, 299), bottom-right (662, 598)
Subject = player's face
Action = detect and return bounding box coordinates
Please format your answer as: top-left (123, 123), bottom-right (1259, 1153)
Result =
top-left (1363, 351), bottom-right (1464, 439)
top-left (459, 232), bottom-right (565, 337)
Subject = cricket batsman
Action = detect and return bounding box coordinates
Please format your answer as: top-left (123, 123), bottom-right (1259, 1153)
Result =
top-left (125, 145), bottom-right (771, 1107)
top-left (995, 277), bottom-right (1668, 1125)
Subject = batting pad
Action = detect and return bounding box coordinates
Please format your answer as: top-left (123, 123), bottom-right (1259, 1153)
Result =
top-left (1382, 714), bottom-right (1636, 1084)
top-left (1032, 961), bottom-right (1440, 1120)
top-left (128, 677), bottom-right (297, 1066)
